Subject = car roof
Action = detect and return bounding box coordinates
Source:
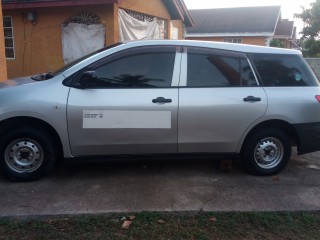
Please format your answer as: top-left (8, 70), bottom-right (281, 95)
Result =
top-left (122, 40), bottom-right (301, 55)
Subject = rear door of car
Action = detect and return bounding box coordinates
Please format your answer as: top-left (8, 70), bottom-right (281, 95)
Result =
top-left (249, 53), bottom-right (320, 154)
top-left (178, 47), bottom-right (268, 153)
top-left (67, 45), bottom-right (181, 156)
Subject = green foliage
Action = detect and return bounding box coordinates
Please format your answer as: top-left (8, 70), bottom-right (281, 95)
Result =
top-left (294, 0), bottom-right (320, 39)
top-left (270, 39), bottom-right (285, 48)
top-left (301, 39), bottom-right (320, 57)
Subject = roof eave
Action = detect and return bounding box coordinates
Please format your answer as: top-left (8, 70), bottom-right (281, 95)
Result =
top-left (186, 32), bottom-right (275, 37)
top-left (2, 0), bottom-right (119, 9)
top-left (162, 0), bottom-right (194, 27)
top-left (273, 35), bottom-right (293, 40)
top-left (177, 0), bottom-right (194, 27)
top-left (272, 9), bottom-right (282, 36)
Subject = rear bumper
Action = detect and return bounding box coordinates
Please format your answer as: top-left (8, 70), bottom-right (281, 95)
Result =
top-left (293, 122), bottom-right (320, 155)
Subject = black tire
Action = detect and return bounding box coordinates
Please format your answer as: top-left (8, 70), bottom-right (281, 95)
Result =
top-left (0, 126), bottom-right (56, 181)
top-left (242, 128), bottom-right (291, 176)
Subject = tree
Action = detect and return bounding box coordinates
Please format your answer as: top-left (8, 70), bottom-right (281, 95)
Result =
top-left (270, 39), bottom-right (285, 48)
top-left (301, 39), bottom-right (320, 57)
top-left (294, 0), bottom-right (320, 39)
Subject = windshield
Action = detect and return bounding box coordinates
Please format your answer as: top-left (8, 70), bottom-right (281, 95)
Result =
top-left (31, 43), bottom-right (123, 81)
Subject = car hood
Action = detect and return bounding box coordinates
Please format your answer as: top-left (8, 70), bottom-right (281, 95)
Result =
top-left (0, 77), bottom-right (36, 89)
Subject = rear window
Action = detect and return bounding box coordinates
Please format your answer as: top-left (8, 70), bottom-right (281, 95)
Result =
top-left (249, 53), bottom-right (319, 86)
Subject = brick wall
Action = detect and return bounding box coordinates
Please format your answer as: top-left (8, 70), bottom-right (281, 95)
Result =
top-left (0, 0), bottom-right (8, 81)
top-left (306, 58), bottom-right (320, 81)
top-left (4, 0), bottom-right (178, 78)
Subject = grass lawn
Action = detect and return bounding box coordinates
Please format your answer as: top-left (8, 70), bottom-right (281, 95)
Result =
top-left (0, 211), bottom-right (319, 240)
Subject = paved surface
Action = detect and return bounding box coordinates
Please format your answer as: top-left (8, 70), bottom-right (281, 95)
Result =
top-left (0, 150), bottom-right (319, 218)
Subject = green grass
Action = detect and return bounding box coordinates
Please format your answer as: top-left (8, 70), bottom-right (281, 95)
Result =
top-left (0, 211), bottom-right (319, 240)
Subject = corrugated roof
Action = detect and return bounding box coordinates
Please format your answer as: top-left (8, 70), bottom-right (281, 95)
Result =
top-left (186, 6), bottom-right (281, 36)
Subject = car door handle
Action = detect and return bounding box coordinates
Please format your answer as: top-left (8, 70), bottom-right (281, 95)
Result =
top-left (243, 96), bottom-right (261, 102)
top-left (152, 97), bottom-right (172, 104)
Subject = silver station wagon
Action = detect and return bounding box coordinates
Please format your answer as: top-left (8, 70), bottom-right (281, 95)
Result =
top-left (0, 40), bottom-right (320, 181)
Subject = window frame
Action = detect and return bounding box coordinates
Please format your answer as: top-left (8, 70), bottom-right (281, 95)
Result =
top-left (180, 46), bottom-right (259, 88)
top-left (3, 16), bottom-right (15, 60)
top-left (224, 38), bottom-right (242, 44)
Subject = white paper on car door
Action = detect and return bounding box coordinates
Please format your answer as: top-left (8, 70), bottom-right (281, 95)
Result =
top-left (83, 110), bottom-right (171, 129)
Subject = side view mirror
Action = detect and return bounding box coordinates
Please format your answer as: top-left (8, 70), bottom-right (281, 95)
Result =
top-left (76, 71), bottom-right (98, 89)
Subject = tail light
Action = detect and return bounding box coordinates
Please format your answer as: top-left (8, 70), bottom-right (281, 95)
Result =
top-left (316, 95), bottom-right (320, 103)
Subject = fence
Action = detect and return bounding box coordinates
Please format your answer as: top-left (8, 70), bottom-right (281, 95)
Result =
top-left (305, 58), bottom-right (320, 81)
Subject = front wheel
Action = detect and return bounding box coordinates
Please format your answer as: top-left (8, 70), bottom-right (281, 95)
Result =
top-left (242, 128), bottom-right (291, 176)
top-left (0, 127), bottom-right (56, 181)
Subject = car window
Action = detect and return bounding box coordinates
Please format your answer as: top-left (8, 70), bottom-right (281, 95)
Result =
top-left (82, 46), bottom-right (176, 88)
top-left (241, 59), bottom-right (258, 86)
top-left (187, 48), bottom-right (257, 87)
top-left (249, 53), bottom-right (319, 86)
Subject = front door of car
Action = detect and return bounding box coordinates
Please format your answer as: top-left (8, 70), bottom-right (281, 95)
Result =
top-left (67, 46), bottom-right (180, 156)
top-left (178, 47), bottom-right (268, 153)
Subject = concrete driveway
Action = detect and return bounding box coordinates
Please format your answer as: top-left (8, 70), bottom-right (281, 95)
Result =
top-left (0, 150), bottom-right (319, 218)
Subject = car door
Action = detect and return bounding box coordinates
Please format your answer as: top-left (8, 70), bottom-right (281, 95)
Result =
top-left (67, 46), bottom-right (181, 156)
top-left (178, 47), bottom-right (268, 153)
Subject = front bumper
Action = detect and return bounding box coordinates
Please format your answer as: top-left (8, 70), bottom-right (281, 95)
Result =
top-left (293, 122), bottom-right (320, 155)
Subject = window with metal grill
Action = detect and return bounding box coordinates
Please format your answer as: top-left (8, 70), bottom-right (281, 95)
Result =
top-left (3, 16), bottom-right (15, 59)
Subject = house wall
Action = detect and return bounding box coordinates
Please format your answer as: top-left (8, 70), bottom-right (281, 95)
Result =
top-left (0, 0), bottom-right (8, 81)
top-left (4, 0), bottom-right (181, 78)
top-left (4, 5), bottom-right (116, 78)
top-left (171, 20), bottom-right (184, 39)
top-left (186, 36), bottom-right (267, 46)
top-left (242, 37), bottom-right (267, 46)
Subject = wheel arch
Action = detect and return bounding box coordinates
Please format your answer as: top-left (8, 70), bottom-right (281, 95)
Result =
top-left (0, 117), bottom-right (64, 159)
top-left (240, 120), bottom-right (299, 154)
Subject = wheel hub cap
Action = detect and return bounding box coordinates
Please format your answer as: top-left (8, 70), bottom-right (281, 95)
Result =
top-left (5, 139), bottom-right (44, 173)
top-left (254, 137), bottom-right (284, 169)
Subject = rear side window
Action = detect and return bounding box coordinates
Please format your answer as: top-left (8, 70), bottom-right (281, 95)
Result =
top-left (250, 53), bottom-right (319, 86)
top-left (187, 48), bottom-right (257, 87)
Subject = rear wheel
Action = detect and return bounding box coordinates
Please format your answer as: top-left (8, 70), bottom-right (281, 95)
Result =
top-left (0, 127), bottom-right (56, 181)
top-left (242, 128), bottom-right (291, 176)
